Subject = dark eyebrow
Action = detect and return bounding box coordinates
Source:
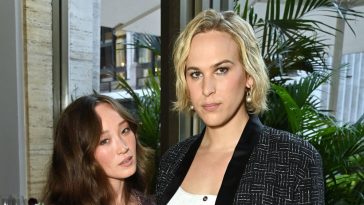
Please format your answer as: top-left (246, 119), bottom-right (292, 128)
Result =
top-left (100, 119), bottom-right (127, 134)
top-left (118, 120), bottom-right (128, 131)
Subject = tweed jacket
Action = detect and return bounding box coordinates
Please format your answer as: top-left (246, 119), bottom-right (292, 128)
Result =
top-left (156, 115), bottom-right (324, 205)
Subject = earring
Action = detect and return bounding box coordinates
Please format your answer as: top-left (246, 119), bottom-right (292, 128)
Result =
top-left (246, 89), bottom-right (252, 103)
top-left (190, 105), bottom-right (194, 111)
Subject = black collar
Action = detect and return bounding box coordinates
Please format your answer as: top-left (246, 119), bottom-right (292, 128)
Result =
top-left (160, 115), bottom-right (263, 205)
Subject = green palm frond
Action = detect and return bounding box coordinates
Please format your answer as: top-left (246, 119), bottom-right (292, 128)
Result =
top-left (239, 0), bottom-right (363, 78)
top-left (286, 72), bottom-right (331, 107)
top-left (265, 72), bottom-right (332, 133)
top-left (270, 83), bottom-right (302, 133)
top-left (320, 117), bottom-right (364, 204)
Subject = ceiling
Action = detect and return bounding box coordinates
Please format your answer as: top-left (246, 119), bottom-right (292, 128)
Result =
top-left (101, 0), bottom-right (160, 36)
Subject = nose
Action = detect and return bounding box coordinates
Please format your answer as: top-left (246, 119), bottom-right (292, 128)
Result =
top-left (116, 137), bottom-right (129, 155)
top-left (202, 75), bottom-right (216, 96)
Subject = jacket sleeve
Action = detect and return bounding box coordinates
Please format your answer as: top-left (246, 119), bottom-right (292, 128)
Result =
top-left (155, 143), bottom-right (182, 204)
top-left (294, 148), bottom-right (325, 204)
top-left (155, 149), bottom-right (172, 203)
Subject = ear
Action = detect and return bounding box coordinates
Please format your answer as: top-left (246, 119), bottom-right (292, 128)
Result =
top-left (245, 74), bottom-right (254, 89)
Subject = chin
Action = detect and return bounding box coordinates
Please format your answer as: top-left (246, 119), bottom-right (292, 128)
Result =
top-left (200, 114), bottom-right (222, 124)
top-left (116, 169), bottom-right (137, 179)
top-left (115, 165), bottom-right (137, 178)
top-left (203, 120), bottom-right (225, 128)
top-left (203, 117), bottom-right (232, 128)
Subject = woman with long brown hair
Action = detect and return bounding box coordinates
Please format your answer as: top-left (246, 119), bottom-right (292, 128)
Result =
top-left (43, 94), bottom-right (155, 205)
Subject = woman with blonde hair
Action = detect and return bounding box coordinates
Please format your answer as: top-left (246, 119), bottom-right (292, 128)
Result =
top-left (43, 94), bottom-right (155, 205)
top-left (156, 9), bottom-right (324, 204)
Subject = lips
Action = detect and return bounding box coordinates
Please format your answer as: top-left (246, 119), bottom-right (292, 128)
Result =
top-left (202, 103), bottom-right (220, 111)
top-left (119, 156), bottom-right (133, 167)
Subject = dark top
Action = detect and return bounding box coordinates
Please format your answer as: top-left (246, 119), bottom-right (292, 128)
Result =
top-left (133, 190), bottom-right (156, 205)
top-left (156, 115), bottom-right (324, 204)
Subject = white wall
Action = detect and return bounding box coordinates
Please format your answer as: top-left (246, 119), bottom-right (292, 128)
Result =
top-left (304, 5), bottom-right (364, 55)
top-left (341, 5), bottom-right (364, 54)
top-left (69, 0), bottom-right (100, 99)
top-left (25, 0), bottom-right (54, 197)
top-left (319, 53), bottom-right (364, 124)
top-left (0, 0), bottom-right (26, 197)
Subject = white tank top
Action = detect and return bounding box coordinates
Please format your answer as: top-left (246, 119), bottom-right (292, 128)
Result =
top-left (167, 187), bottom-right (217, 205)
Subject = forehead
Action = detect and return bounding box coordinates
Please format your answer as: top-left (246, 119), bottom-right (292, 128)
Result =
top-left (95, 103), bottom-right (122, 120)
top-left (187, 30), bottom-right (240, 66)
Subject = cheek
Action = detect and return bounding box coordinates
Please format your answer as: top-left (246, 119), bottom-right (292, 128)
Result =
top-left (129, 136), bottom-right (137, 154)
top-left (225, 72), bottom-right (246, 91)
top-left (186, 80), bottom-right (199, 98)
top-left (94, 148), bottom-right (110, 167)
top-left (228, 78), bottom-right (244, 91)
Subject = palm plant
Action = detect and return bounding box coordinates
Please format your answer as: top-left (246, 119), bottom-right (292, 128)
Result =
top-left (236, 0), bottom-right (361, 79)
top-left (234, 0), bottom-right (364, 203)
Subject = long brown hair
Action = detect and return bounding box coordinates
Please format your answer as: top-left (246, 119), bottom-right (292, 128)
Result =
top-left (42, 94), bottom-right (154, 205)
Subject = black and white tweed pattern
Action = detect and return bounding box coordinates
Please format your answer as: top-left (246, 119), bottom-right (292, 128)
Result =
top-left (156, 126), bottom-right (324, 205)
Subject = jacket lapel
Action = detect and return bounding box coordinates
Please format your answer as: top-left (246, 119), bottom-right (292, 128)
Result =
top-left (161, 115), bottom-right (262, 204)
top-left (216, 115), bottom-right (262, 204)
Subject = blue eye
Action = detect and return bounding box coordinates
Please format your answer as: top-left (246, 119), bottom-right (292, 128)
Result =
top-left (216, 67), bottom-right (228, 75)
top-left (190, 71), bottom-right (202, 79)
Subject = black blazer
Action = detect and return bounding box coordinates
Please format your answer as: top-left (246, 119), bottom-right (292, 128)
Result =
top-left (156, 115), bottom-right (324, 204)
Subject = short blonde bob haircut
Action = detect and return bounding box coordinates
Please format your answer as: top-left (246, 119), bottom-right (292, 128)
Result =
top-left (173, 9), bottom-right (269, 114)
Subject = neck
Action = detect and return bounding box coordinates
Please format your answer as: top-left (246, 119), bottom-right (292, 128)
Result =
top-left (202, 108), bottom-right (250, 152)
top-left (110, 178), bottom-right (126, 205)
